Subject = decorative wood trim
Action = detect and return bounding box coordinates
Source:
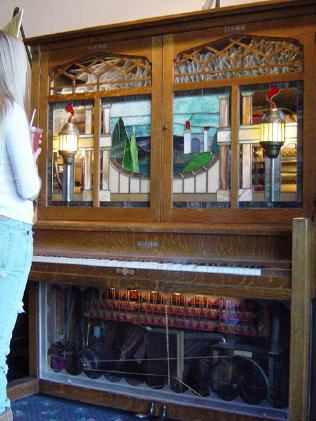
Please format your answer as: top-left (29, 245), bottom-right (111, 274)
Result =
top-left (174, 34), bottom-right (303, 84)
top-left (93, 97), bottom-right (101, 207)
top-left (36, 50), bottom-right (49, 210)
top-left (289, 218), bottom-right (314, 420)
top-left (49, 54), bottom-right (152, 95)
top-left (37, 205), bottom-right (159, 223)
top-left (28, 283), bottom-right (39, 378)
top-left (230, 85), bottom-right (239, 208)
top-left (150, 36), bottom-right (163, 214)
top-left (172, 72), bottom-right (304, 91)
top-left (47, 88), bottom-right (152, 102)
top-left (302, 24), bottom-right (316, 213)
top-left (33, 220), bottom-right (292, 235)
top-left (165, 207), bottom-right (304, 225)
top-left (161, 34), bottom-right (174, 222)
top-left (7, 377), bottom-right (39, 402)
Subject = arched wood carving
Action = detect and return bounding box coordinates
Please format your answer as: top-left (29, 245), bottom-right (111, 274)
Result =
top-left (50, 54), bottom-right (152, 94)
top-left (175, 35), bottom-right (303, 83)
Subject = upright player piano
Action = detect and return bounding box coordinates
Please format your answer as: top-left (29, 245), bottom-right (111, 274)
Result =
top-left (23, 1), bottom-right (316, 420)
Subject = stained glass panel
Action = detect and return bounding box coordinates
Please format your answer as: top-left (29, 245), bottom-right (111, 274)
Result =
top-left (48, 100), bottom-right (94, 207)
top-left (100, 95), bottom-right (151, 208)
top-left (173, 88), bottom-right (231, 208)
top-left (238, 81), bottom-right (303, 208)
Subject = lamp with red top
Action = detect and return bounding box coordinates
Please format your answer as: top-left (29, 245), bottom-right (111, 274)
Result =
top-left (260, 87), bottom-right (285, 203)
top-left (260, 86), bottom-right (285, 159)
top-left (58, 103), bottom-right (79, 202)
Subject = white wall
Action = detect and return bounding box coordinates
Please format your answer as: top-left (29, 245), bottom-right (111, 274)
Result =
top-left (1, 0), bottom-right (269, 38)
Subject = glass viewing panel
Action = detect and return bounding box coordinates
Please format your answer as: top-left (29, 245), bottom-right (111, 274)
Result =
top-left (100, 95), bottom-right (151, 208)
top-left (40, 283), bottom-right (290, 419)
top-left (173, 88), bottom-right (231, 208)
top-left (48, 100), bottom-right (94, 207)
top-left (238, 81), bottom-right (302, 208)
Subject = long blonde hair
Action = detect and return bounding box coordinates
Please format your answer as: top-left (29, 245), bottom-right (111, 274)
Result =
top-left (0, 30), bottom-right (28, 125)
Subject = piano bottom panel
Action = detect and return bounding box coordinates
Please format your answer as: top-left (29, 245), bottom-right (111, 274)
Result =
top-left (38, 282), bottom-right (290, 420)
top-left (39, 379), bottom-right (277, 421)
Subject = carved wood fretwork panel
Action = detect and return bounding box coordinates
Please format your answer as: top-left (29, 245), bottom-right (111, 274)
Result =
top-left (175, 35), bottom-right (303, 83)
top-left (49, 54), bottom-right (152, 95)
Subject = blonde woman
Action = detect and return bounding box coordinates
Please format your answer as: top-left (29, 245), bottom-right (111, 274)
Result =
top-left (0, 30), bottom-right (41, 421)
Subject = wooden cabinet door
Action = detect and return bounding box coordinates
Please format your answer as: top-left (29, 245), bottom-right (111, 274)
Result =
top-left (33, 36), bottom-right (163, 223)
top-left (161, 16), bottom-right (316, 226)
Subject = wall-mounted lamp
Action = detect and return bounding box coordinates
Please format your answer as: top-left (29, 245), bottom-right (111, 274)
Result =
top-left (260, 107), bottom-right (285, 159)
top-left (58, 121), bottom-right (79, 202)
top-left (259, 87), bottom-right (285, 202)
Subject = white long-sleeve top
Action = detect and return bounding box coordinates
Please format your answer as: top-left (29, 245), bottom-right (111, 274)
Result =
top-left (0, 102), bottom-right (41, 224)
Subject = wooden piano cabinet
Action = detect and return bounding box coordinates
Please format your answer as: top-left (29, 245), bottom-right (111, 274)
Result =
top-left (26, 218), bottom-right (315, 421)
top-left (24, 0), bottom-right (316, 420)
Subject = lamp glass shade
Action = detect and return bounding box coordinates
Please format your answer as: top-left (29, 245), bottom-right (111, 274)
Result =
top-left (260, 108), bottom-right (285, 158)
top-left (260, 108), bottom-right (285, 145)
top-left (58, 122), bottom-right (79, 153)
top-left (59, 134), bottom-right (78, 152)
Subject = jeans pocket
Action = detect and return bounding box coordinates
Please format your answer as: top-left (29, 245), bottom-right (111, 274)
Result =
top-left (0, 231), bottom-right (32, 274)
top-left (0, 233), bottom-right (11, 272)
top-left (24, 232), bottom-right (33, 272)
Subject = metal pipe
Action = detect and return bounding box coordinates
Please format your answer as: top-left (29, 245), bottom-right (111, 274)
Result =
top-left (270, 158), bottom-right (275, 202)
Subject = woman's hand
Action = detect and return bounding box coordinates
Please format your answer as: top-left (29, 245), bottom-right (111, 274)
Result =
top-left (33, 147), bottom-right (42, 163)
top-left (30, 126), bottom-right (42, 162)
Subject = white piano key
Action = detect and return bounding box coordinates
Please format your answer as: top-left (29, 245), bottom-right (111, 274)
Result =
top-left (160, 263), bottom-right (170, 270)
top-left (173, 263), bottom-right (186, 271)
top-left (234, 267), bottom-right (243, 275)
top-left (129, 261), bottom-right (139, 269)
top-left (197, 265), bottom-right (207, 273)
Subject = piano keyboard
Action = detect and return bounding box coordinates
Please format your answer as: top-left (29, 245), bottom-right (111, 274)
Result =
top-left (32, 255), bottom-right (262, 276)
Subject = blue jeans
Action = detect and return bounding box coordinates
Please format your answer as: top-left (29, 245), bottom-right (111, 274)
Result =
top-left (0, 218), bottom-right (33, 414)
